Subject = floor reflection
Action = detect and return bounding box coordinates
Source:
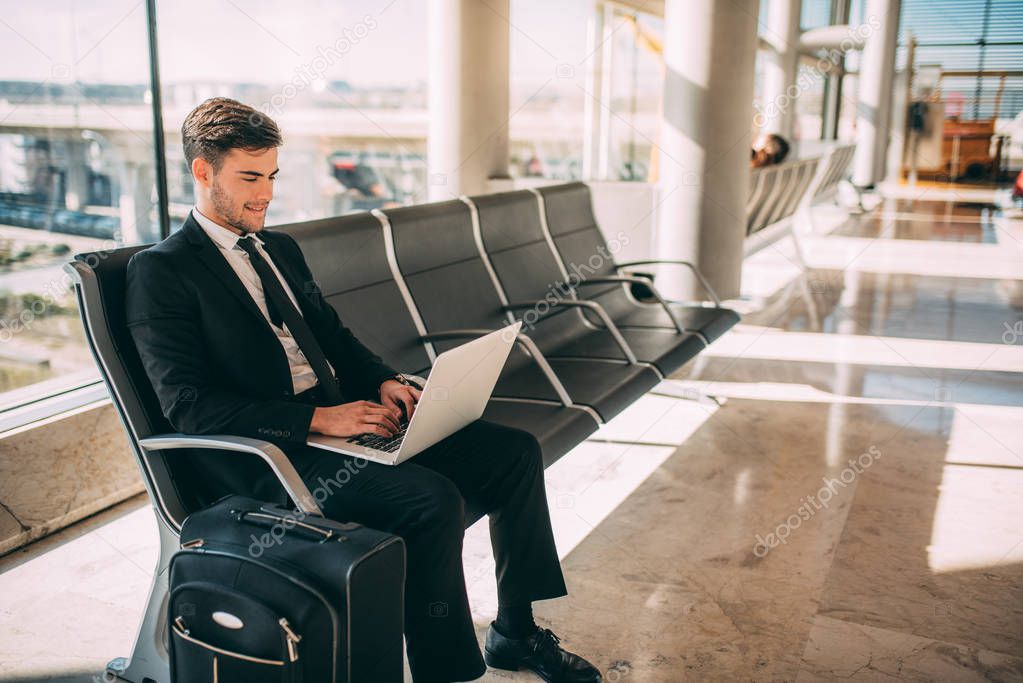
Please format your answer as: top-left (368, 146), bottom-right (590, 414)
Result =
top-left (1, 197), bottom-right (1021, 682)
top-left (835, 199), bottom-right (1001, 243)
top-left (741, 268), bottom-right (1023, 345)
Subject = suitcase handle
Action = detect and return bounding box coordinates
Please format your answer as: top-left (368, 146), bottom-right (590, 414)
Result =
top-left (239, 511), bottom-right (338, 542)
top-left (259, 503), bottom-right (361, 532)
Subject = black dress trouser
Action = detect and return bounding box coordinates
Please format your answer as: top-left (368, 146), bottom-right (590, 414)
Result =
top-left (254, 390), bottom-right (568, 682)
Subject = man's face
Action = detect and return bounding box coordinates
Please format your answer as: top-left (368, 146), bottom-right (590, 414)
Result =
top-left (194, 147), bottom-right (278, 234)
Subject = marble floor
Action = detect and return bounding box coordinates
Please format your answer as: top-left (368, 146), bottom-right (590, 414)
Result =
top-left (1, 196), bottom-right (1021, 682)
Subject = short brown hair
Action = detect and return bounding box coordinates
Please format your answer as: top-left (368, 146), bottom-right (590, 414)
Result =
top-left (182, 97), bottom-right (282, 170)
top-left (764, 134), bottom-right (790, 165)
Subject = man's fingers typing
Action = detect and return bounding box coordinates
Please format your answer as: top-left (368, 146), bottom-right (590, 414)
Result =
top-left (364, 406), bottom-right (400, 431)
top-left (400, 394), bottom-right (415, 418)
top-left (363, 424), bottom-right (392, 437)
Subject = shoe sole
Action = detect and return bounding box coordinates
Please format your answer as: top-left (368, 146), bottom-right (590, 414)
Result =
top-left (485, 650), bottom-right (597, 683)
top-left (486, 649), bottom-right (559, 682)
top-left (483, 650), bottom-right (522, 672)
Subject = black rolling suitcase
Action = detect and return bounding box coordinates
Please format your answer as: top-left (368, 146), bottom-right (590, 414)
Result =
top-left (168, 495), bottom-right (405, 682)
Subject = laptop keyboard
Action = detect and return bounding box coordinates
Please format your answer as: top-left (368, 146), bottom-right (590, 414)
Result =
top-left (348, 421), bottom-right (409, 453)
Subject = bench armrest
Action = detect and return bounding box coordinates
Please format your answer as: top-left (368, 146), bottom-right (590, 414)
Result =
top-left (615, 259), bottom-right (721, 306)
top-left (420, 328), bottom-right (574, 407)
top-left (571, 276), bottom-right (689, 334)
top-left (502, 300), bottom-right (638, 363)
top-left (138, 433), bottom-right (322, 516)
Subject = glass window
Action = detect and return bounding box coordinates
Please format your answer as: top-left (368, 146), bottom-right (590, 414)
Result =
top-left (605, 12), bottom-right (664, 182)
top-left (794, 56), bottom-right (828, 141)
top-left (508, 1), bottom-right (665, 183)
top-left (0, 1), bottom-right (157, 408)
top-left (508, 0), bottom-right (589, 182)
top-left (800, 0), bottom-right (832, 31)
top-left (898, 0), bottom-right (1023, 121)
top-left (155, 0), bottom-right (429, 225)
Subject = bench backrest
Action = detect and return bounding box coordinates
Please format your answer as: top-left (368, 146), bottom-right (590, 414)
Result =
top-left (531, 182), bottom-right (649, 318)
top-left (382, 200), bottom-right (509, 346)
top-left (276, 212), bottom-right (433, 376)
top-left (810, 144), bottom-right (855, 202)
top-left (747, 156), bottom-right (820, 235)
top-left (472, 190), bottom-right (599, 350)
top-left (380, 199), bottom-right (558, 397)
top-left (66, 247), bottom-right (193, 529)
top-left (534, 183), bottom-right (620, 288)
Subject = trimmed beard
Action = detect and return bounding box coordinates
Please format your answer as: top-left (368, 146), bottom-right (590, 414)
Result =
top-left (210, 177), bottom-right (263, 234)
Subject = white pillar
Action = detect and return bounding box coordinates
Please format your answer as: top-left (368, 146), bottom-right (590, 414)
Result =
top-left (427, 0), bottom-right (511, 200)
top-left (655, 0), bottom-right (759, 301)
top-left (582, 2), bottom-right (615, 181)
top-left (118, 161), bottom-right (157, 245)
top-left (760, 0), bottom-right (802, 140)
top-left (886, 65), bottom-right (909, 182)
top-left (63, 138), bottom-right (90, 212)
top-left (851, 0), bottom-right (900, 187)
top-left (821, 0), bottom-right (851, 140)
top-left (582, 4), bottom-right (604, 180)
top-left (873, 0), bottom-right (901, 182)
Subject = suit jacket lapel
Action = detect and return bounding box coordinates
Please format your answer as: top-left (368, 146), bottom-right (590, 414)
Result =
top-left (182, 214), bottom-right (273, 328)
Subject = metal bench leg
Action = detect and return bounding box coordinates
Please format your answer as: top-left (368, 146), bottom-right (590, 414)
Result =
top-left (106, 514), bottom-right (176, 683)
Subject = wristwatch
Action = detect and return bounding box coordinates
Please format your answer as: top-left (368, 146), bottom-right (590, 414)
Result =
top-left (388, 373), bottom-right (423, 390)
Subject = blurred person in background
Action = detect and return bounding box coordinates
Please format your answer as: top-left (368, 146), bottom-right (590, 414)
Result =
top-left (751, 133), bottom-right (791, 168)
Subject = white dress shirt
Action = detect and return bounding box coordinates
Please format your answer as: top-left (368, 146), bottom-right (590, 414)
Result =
top-left (192, 207), bottom-right (333, 394)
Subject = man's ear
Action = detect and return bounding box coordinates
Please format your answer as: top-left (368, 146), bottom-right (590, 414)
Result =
top-left (191, 157), bottom-right (213, 189)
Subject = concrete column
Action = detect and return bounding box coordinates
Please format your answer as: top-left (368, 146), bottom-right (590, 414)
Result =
top-left (427, 0), bottom-right (510, 200)
top-left (63, 138), bottom-right (90, 212)
top-left (654, 0), bottom-right (759, 301)
top-left (851, 0), bottom-right (901, 187)
top-left (760, 0), bottom-right (802, 140)
top-left (821, 0), bottom-right (851, 139)
top-left (872, 0), bottom-right (901, 181)
top-left (119, 161), bottom-right (157, 245)
top-left (582, 2), bottom-right (615, 180)
top-left (582, 3), bottom-right (604, 180)
top-left (885, 65), bottom-right (909, 182)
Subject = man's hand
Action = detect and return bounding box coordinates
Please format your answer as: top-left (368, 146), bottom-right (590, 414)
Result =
top-left (309, 400), bottom-right (402, 438)
top-left (380, 379), bottom-right (421, 421)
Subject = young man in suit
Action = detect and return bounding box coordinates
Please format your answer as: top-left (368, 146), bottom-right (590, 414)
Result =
top-left (126, 97), bottom-right (601, 683)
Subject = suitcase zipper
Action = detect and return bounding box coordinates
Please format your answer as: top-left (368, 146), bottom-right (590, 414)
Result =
top-left (279, 617), bottom-right (302, 662)
top-left (182, 538), bottom-right (331, 581)
top-left (171, 617), bottom-right (286, 666)
top-left (173, 544), bottom-right (346, 679)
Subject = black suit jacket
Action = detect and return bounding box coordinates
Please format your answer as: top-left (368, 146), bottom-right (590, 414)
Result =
top-left (126, 213), bottom-right (398, 450)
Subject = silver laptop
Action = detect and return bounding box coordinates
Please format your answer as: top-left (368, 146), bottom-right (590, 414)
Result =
top-left (307, 322), bottom-right (521, 465)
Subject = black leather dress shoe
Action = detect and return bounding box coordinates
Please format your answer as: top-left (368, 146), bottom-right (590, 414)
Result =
top-left (484, 622), bottom-right (602, 682)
